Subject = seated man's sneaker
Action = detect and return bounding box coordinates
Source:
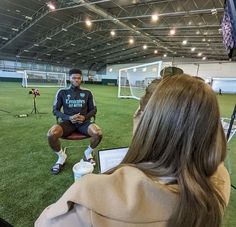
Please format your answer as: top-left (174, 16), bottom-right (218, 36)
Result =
top-left (84, 155), bottom-right (96, 166)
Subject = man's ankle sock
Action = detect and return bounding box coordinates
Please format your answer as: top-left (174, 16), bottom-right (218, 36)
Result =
top-left (56, 149), bottom-right (67, 164)
top-left (84, 146), bottom-right (93, 160)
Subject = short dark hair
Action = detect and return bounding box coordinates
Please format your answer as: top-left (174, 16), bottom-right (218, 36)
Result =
top-left (160, 66), bottom-right (183, 78)
top-left (69, 69), bottom-right (82, 76)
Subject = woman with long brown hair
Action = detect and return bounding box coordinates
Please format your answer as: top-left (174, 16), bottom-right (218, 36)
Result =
top-left (36, 74), bottom-right (230, 227)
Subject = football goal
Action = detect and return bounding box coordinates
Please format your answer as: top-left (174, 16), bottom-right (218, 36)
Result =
top-left (118, 61), bottom-right (162, 100)
top-left (22, 70), bottom-right (67, 88)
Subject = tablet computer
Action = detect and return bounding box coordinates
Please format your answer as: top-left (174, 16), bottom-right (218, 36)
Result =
top-left (97, 147), bottom-right (129, 173)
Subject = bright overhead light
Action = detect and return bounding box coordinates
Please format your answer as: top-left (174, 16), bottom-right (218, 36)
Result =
top-left (34, 43), bottom-right (39, 47)
top-left (211, 8), bottom-right (217, 15)
top-left (85, 19), bottom-right (92, 27)
top-left (198, 52), bottom-right (202, 56)
top-left (143, 45), bottom-right (147, 50)
top-left (142, 67), bottom-right (147, 72)
top-left (25, 16), bottom-right (32, 20)
top-left (46, 53), bottom-right (51, 56)
top-left (163, 54), bottom-right (167, 57)
top-left (11, 28), bottom-right (19, 32)
top-left (182, 40), bottom-right (188, 45)
top-left (154, 50), bottom-right (158, 54)
top-left (169, 28), bottom-right (176, 35)
top-left (107, 43), bottom-right (111, 46)
top-left (2, 37), bottom-right (8, 40)
top-left (87, 36), bottom-right (92, 39)
top-left (47, 2), bottom-right (56, 10)
top-left (151, 14), bottom-right (159, 21)
top-left (196, 31), bottom-right (200, 35)
top-left (133, 68), bottom-right (137, 72)
top-left (23, 49), bottom-right (29, 52)
top-left (110, 30), bottom-right (115, 36)
top-left (46, 37), bottom-right (52, 40)
top-left (109, 68), bottom-right (113, 72)
top-left (191, 47), bottom-right (196, 52)
top-left (202, 38), bottom-right (206, 42)
top-left (71, 43), bottom-right (76, 46)
top-left (202, 56), bottom-right (207, 60)
top-left (61, 28), bottom-right (68, 32)
top-left (129, 38), bottom-right (134, 44)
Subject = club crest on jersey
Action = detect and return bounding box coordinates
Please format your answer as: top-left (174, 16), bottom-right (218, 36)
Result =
top-left (80, 93), bottom-right (85, 98)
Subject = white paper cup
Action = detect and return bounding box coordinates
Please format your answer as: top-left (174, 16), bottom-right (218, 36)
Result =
top-left (73, 160), bottom-right (94, 181)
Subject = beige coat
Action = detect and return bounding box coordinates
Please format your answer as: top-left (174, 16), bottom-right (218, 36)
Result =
top-left (35, 164), bottom-right (230, 227)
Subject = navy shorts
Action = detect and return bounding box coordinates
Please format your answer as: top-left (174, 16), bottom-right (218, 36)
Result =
top-left (59, 120), bottom-right (92, 137)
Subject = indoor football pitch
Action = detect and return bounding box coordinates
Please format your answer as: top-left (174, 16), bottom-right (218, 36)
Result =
top-left (0, 82), bottom-right (235, 227)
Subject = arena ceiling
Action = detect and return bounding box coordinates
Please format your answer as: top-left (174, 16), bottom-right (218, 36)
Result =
top-left (0, 0), bottom-right (229, 70)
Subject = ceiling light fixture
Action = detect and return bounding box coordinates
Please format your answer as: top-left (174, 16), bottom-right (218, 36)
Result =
top-left (191, 47), bottom-right (196, 52)
top-left (129, 38), bottom-right (134, 44)
top-left (25, 16), bottom-right (32, 20)
top-left (151, 14), bottom-right (159, 22)
top-left (198, 52), bottom-right (202, 56)
top-left (169, 28), bottom-right (176, 35)
top-left (85, 19), bottom-right (92, 27)
top-left (47, 2), bottom-right (56, 10)
top-left (182, 40), bottom-right (188, 45)
top-left (154, 50), bottom-right (158, 54)
top-left (110, 30), bottom-right (115, 36)
top-left (211, 8), bottom-right (217, 15)
top-left (143, 45), bottom-right (147, 50)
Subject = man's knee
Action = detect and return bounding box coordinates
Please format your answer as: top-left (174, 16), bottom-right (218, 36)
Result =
top-left (47, 125), bottom-right (63, 139)
top-left (91, 128), bottom-right (103, 139)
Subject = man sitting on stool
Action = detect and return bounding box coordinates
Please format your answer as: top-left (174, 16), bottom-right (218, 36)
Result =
top-left (48, 69), bottom-right (102, 175)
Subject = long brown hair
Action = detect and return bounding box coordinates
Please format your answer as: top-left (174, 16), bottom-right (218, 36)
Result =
top-left (122, 74), bottom-right (227, 227)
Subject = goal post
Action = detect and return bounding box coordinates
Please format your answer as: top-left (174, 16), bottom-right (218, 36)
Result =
top-left (118, 61), bottom-right (162, 100)
top-left (22, 70), bottom-right (67, 88)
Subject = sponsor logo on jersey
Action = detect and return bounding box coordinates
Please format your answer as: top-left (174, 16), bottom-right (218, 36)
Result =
top-left (80, 93), bottom-right (85, 98)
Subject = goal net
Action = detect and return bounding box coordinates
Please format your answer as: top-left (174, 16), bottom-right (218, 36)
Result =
top-left (118, 61), bottom-right (162, 100)
top-left (22, 70), bottom-right (67, 88)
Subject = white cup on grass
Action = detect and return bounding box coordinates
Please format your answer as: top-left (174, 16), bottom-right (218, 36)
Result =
top-left (73, 159), bottom-right (94, 181)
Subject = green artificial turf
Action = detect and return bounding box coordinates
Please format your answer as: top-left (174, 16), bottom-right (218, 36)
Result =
top-left (0, 82), bottom-right (235, 227)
